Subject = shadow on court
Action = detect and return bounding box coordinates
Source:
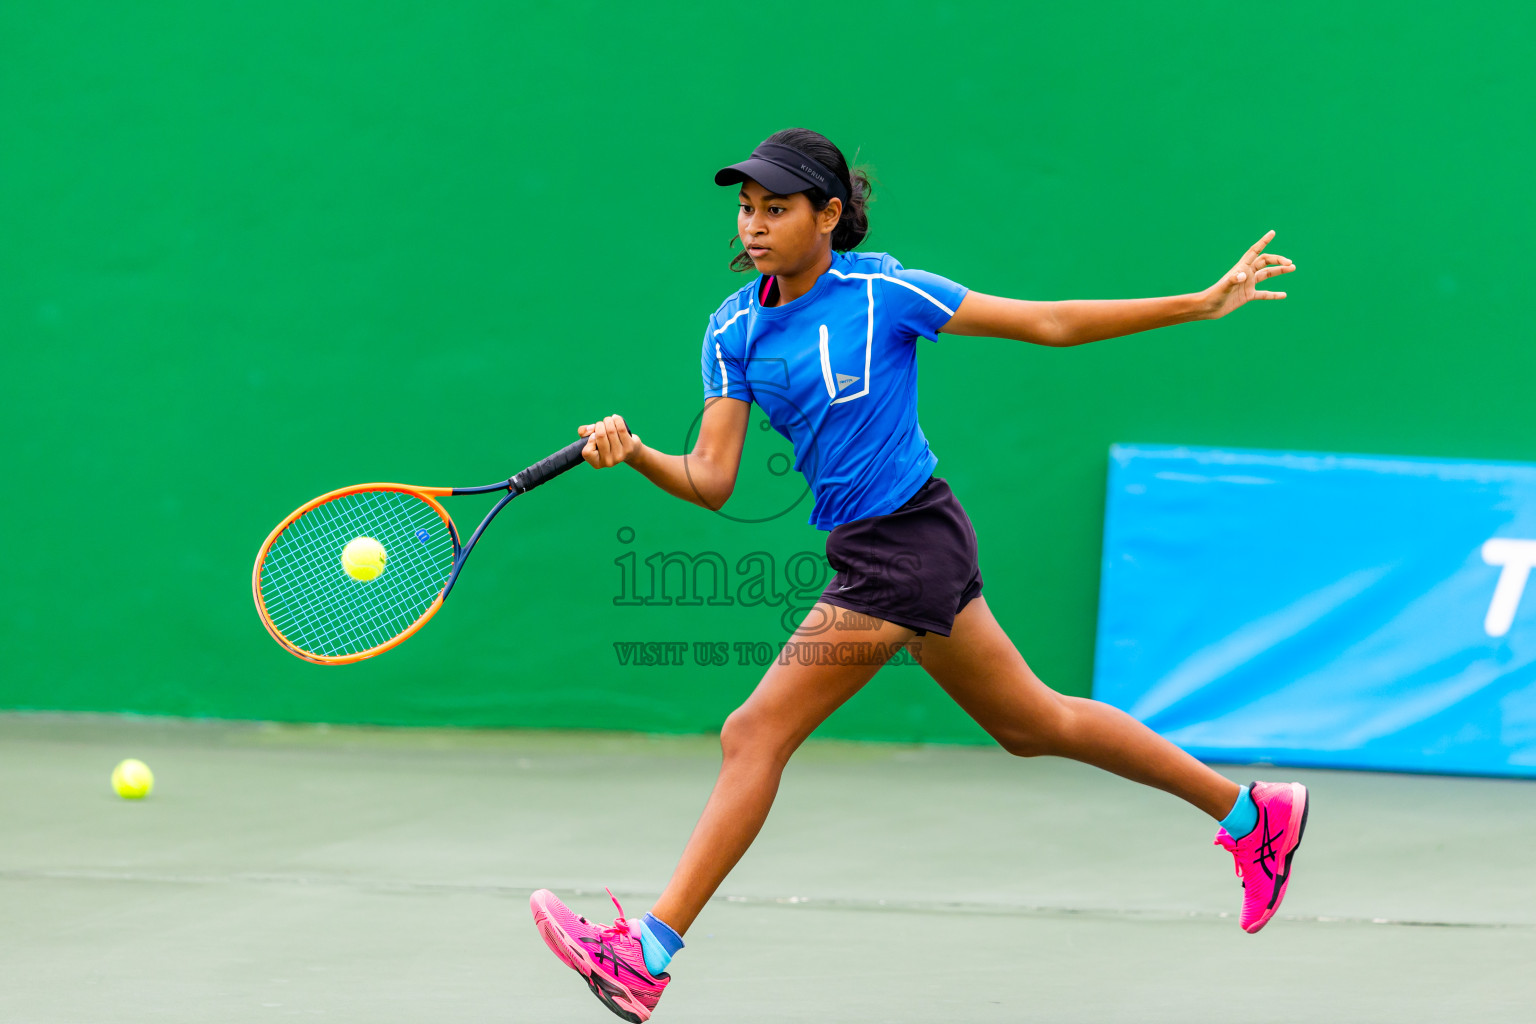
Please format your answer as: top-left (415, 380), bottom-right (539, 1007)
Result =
top-left (0, 714), bottom-right (1530, 1022)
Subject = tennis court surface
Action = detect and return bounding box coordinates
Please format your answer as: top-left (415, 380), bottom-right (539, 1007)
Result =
top-left (2, 713), bottom-right (1530, 1022)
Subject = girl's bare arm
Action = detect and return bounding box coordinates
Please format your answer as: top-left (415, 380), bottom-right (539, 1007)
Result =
top-left (943, 231), bottom-right (1295, 347)
top-left (578, 397), bottom-right (750, 511)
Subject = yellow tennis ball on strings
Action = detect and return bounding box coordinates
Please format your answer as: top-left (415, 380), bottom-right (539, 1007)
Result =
top-left (111, 758), bottom-right (154, 799)
top-left (341, 536), bottom-right (387, 581)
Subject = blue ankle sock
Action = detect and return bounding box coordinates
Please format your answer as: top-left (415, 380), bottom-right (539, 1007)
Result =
top-left (1220, 785), bottom-right (1258, 840)
top-left (638, 913), bottom-right (684, 976)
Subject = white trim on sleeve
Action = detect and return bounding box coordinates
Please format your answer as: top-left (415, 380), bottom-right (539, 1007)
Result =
top-left (710, 307), bottom-right (751, 398)
top-left (827, 269), bottom-right (957, 318)
top-left (712, 308), bottom-right (751, 336)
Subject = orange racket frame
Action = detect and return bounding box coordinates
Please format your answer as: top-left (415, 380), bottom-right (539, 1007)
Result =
top-left (252, 434), bottom-right (592, 664)
top-left (252, 483), bottom-right (460, 664)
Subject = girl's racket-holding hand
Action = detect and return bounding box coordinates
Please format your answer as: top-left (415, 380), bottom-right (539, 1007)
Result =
top-left (579, 414), bottom-right (645, 469)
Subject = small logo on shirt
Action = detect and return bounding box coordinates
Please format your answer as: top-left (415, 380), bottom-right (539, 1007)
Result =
top-left (836, 373), bottom-right (860, 392)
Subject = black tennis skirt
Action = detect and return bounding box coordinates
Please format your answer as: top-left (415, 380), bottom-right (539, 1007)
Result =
top-left (817, 476), bottom-right (983, 637)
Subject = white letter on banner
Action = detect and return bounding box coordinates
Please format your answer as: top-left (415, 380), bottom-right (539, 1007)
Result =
top-left (1480, 538), bottom-right (1536, 637)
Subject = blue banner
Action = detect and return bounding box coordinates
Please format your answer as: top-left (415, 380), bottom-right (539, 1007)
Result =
top-left (1093, 444), bottom-right (1536, 777)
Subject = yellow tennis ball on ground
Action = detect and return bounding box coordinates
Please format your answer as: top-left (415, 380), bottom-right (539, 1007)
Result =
top-left (341, 536), bottom-right (387, 581)
top-left (111, 758), bottom-right (154, 799)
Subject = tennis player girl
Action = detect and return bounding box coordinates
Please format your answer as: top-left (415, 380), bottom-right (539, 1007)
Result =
top-left (530, 128), bottom-right (1306, 1022)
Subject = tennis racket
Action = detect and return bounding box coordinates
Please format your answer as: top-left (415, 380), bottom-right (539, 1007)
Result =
top-left (252, 435), bottom-right (593, 664)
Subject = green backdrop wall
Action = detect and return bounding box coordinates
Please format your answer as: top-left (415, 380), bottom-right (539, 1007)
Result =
top-left (3, 3), bottom-right (1532, 742)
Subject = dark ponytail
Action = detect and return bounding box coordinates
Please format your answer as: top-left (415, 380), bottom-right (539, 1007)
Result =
top-left (729, 128), bottom-right (873, 272)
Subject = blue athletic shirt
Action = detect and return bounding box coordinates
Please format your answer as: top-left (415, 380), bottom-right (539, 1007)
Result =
top-left (700, 250), bottom-right (969, 530)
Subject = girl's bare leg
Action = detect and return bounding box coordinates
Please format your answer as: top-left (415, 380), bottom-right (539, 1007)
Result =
top-left (919, 597), bottom-right (1240, 819)
top-left (649, 606), bottom-right (917, 935)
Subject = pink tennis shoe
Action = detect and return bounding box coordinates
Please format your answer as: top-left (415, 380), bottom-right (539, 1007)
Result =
top-left (530, 889), bottom-right (669, 1022)
top-left (1214, 780), bottom-right (1310, 933)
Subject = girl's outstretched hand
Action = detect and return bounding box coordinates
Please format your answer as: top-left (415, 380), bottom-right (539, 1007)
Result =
top-left (579, 414), bottom-right (644, 469)
top-left (1203, 230), bottom-right (1295, 319)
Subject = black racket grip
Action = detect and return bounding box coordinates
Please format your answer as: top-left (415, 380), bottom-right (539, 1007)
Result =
top-left (510, 435), bottom-right (597, 494)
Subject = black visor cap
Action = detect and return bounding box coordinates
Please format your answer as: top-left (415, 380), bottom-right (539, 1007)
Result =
top-left (715, 142), bottom-right (849, 204)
